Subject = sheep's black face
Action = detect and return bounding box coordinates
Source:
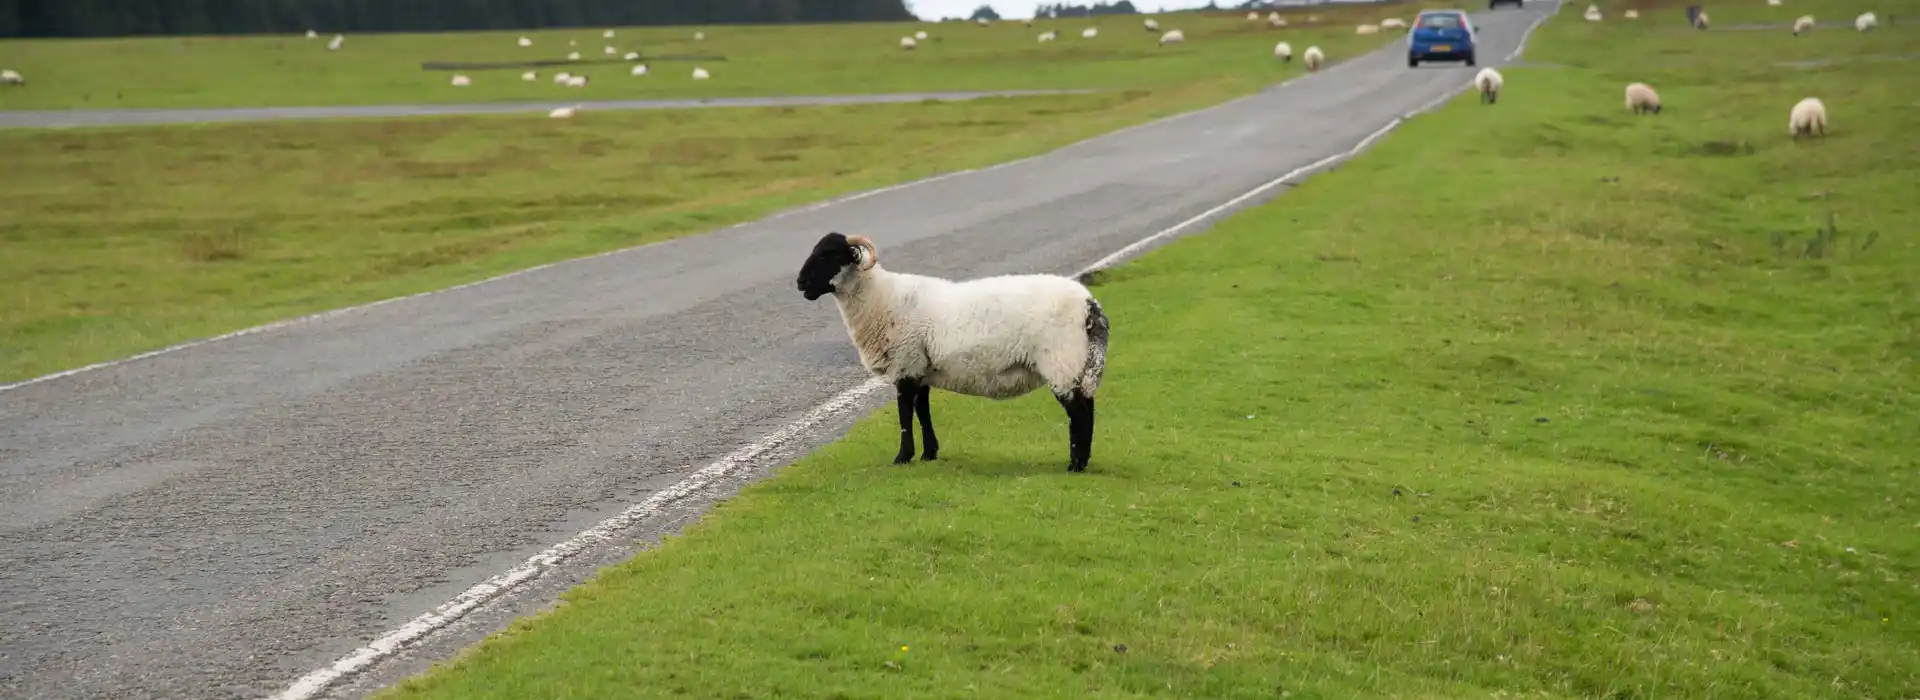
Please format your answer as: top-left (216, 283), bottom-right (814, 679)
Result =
top-left (797, 232), bottom-right (856, 301)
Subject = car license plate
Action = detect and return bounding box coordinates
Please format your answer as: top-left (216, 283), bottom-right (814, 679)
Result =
top-left (1432, 44), bottom-right (1451, 51)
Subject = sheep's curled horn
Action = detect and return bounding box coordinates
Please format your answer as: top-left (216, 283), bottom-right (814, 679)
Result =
top-left (846, 234), bottom-right (878, 270)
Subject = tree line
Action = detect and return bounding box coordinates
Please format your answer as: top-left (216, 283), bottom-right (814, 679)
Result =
top-left (1030, 1), bottom-right (1142, 18)
top-left (0, 0), bottom-right (915, 38)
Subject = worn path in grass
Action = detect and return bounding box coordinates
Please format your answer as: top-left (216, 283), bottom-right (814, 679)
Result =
top-left (0, 89), bottom-right (1095, 129)
top-left (0, 4), bottom-right (1555, 699)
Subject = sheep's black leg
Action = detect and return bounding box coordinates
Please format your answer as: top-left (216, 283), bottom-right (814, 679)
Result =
top-left (893, 378), bottom-right (920, 464)
top-left (915, 385), bottom-right (939, 461)
top-left (1054, 389), bottom-right (1096, 472)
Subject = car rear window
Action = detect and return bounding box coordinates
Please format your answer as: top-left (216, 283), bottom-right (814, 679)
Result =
top-left (1418, 14), bottom-right (1464, 28)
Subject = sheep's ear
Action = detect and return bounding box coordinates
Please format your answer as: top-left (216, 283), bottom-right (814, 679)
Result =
top-left (845, 235), bottom-right (879, 271)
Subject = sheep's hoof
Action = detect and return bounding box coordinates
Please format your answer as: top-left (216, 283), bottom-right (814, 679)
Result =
top-left (893, 452), bottom-right (915, 464)
top-left (920, 448), bottom-right (939, 461)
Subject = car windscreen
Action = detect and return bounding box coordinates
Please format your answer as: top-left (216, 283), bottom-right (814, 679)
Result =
top-left (1417, 14), bottom-right (1464, 28)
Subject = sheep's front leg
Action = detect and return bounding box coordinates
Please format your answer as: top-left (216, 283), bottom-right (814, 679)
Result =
top-left (893, 378), bottom-right (921, 464)
top-left (914, 385), bottom-right (939, 461)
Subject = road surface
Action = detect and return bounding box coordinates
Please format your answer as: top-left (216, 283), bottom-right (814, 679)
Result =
top-left (0, 4), bottom-right (1558, 698)
top-left (0, 89), bottom-right (1095, 129)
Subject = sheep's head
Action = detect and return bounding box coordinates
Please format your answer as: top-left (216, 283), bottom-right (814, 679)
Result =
top-left (797, 232), bottom-right (876, 301)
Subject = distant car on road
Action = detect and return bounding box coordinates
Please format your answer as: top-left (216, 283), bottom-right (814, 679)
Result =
top-left (1408, 9), bottom-right (1478, 67)
top-left (1489, 0), bottom-right (1522, 8)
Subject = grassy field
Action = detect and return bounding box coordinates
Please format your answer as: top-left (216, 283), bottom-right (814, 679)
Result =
top-left (379, 2), bottom-right (1919, 699)
top-left (0, 3), bottom-right (1435, 110)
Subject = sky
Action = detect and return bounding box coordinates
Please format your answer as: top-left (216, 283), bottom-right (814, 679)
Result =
top-left (908, 0), bottom-right (1221, 21)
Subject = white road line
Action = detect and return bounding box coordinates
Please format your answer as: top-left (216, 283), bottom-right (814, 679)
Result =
top-left (1507, 0), bottom-right (1563, 61)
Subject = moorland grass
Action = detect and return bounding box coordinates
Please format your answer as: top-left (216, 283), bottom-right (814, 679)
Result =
top-left (0, 3), bottom-right (1440, 110)
top-left (379, 2), bottom-right (1920, 698)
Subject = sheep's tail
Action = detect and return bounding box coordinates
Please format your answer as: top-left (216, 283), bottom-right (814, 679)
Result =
top-left (1078, 297), bottom-right (1110, 397)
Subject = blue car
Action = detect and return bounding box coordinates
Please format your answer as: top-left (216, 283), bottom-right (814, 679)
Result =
top-left (1408, 9), bottom-right (1478, 67)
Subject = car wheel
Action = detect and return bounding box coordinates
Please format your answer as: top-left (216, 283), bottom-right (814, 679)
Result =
top-left (1465, 53), bottom-right (1476, 66)
top-left (1408, 56), bottom-right (1419, 67)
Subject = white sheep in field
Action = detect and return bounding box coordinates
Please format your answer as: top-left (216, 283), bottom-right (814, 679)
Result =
top-left (1624, 9), bottom-right (1640, 19)
top-left (566, 75), bottom-right (588, 87)
top-left (1304, 45), bottom-right (1325, 71)
top-left (554, 72), bottom-right (572, 84)
top-left (901, 36), bottom-right (918, 49)
top-left (624, 51), bottom-right (640, 60)
top-left (1159, 29), bottom-right (1185, 45)
top-left (631, 64), bottom-right (649, 76)
top-left (1356, 23), bottom-right (1380, 34)
top-left (604, 45), bottom-right (616, 55)
top-left (1269, 12), bottom-right (1288, 27)
top-left (1474, 67), bottom-right (1503, 104)
top-left (1274, 41), bottom-right (1293, 61)
top-left (305, 29), bottom-right (317, 38)
top-left (518, 36), bottom-right (531, 47)
top-left (1855, 12), bottom-right (1876, 30)
top-left (568, 51), bottom-right (581, 60)
top-left (1144, 18), bottom-right (1160, 31)
top-left (549, 106), bottom-right (577, 119)
top-left (1789, 97), bottom-right (1827, 138)
top-left (1381, 17), bottom-right (1407, 28)
top-left (1247, 11), bottom-right (1260, 21)
top-left (694, 31), bottom-right (706, 41)
top-left (692, 66), bottom-right (711, 79)
top-left (1584, 7), bottom-right (1603, 21)
top-left (522, 71), bottom-right (537, 81)
top-left (1625, 82), bottom-right (1662, 115)
top-left (1082, 27), bottom-right (1099, 38)
top-left (1768, 0), bottom-right (1781, 5)
top-left (795, 233), bottom-right (1110, 472)
top-left (1039, 30), bottom-right (1058, 42)
top-left (569, 39), bottom-right (576, 46)
top-left (603, 29), bottom-right (615, 38)
top-left (1, 69), bottom-right (23, 86)
top-left (976, 17), bottom-right (991, 26)
top-left (327, 34), bottom-right (344, 50)
top-left (1693, 11), bottom-right (1710, 29)
top-left (916, 30), bottom-right (929, 39)
top-left (1792, 15), bottom-right (1813, 34)
top-left (450, 74), bottom-right (471, 86)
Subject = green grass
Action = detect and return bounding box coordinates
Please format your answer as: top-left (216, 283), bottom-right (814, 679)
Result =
top-left (380, 2), bottom-right (1920, 699)
top-left (0, 3), bottom-right (1432, 110)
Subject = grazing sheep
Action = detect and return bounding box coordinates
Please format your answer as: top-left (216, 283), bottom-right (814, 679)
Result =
top-left (554, 72), bottom-right (572, 84)
top-left (0, 69), bottom-right (22, 86)
top-left (1308, 14), bottom-right (1320, 22)
top-left (1305, 45), bottom-right (1325, 71)
top-left (916, 30), bottom-right (929, 39)
top-left (549, 106), bottom-right (577, 119)
top-left (327, 34), bottom-right (344, 50)
top-left (1768, 0), bottom-right (1781, 5)
top-left (631, 64), bottom-right (649, 76)
top-left (1357, 24), bottom-right (1380, 34)
top-left (1381, 17), bottom-right (1407, 28)
top-left (1694, 11), bottom-right (1710, 29)
top-left (1274, 41), bottom-right (1293, 61)
top-left (450, 74), bottom-right (471, 87)
top-left (569, 39), bottom-right (576, 46)
top-left (1023, 19), bottom-right (1034, 27)
top-left (795, 233), bottom-right (1110, 472)
top-left (1789, 96), bottom-right (1827, 138)
top-left (624, 51), bottom-right (640, 60)
top-left (1269, 12), bottom-right (1288, 27)
top-left (1584, 7), bottom-right (1603, 21)
top-left (603, 29), bottom-right (615, 39)
top-left (568, 51), bottom-right (581, 60)
top-left (306, 29), bottom-right (318, 38)
top-left (1082, 27), bottom-right (1099, 38)
top-left (603, 45), bottom-right (616, 55)
top-left (1793, 15), bottom-right (1813, 34)
top-left (1625, 82), bottom-right (1662, 115)
top-left (522, 71), bottom-right (537, 81)
top-left (692, 66), bottom-right (711, 80)
top-left (1624, 9), bottom-right (1640, 19)
top-left (1855, 12), bottom-right (1877, 30)
top-left (694, 31), bottom-right (706, 41)
top-left (1474, 67), bottom-right (1503, 104)
top-left (1039, 30), bottom-right (1058, 42)
top-left (976, 17), bottom-right (991, 26)
top-left (518, 36), bottom-right (531, 47)
top-left (901, 36), bottom-right (918, 49)
top-left (1144, 18), bottom-right (1160, 31)
top-left (1159, 29), bottom-right (1185, 45)
top-left (1247, 11), bottom-right (1261, 20)
top-left (566, 75), bottom-right (588, 87)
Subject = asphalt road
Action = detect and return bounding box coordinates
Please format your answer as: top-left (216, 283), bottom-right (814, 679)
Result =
top-left (0, 89), bottom-right (1096, 129)
top-left (0, 4), bottom-right (1557, 698)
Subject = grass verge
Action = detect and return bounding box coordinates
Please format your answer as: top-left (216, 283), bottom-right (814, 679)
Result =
top-left (0, 3), bottom-right (1438, 110)
top-left (381, 2), bottom-right (1918, 698)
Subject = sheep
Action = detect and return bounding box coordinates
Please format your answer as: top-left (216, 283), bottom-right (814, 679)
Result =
top-left (916, 30), bottom-right (929, 39)
top-left (450, 74), bottom-right (471, 87)
top-left (1584, 7), bottom-right (1603, 21)
top-left (1039, 30), bottom-right (1058, 42)
top-left (1624, 9), bottom-right (1640, 19)
top-left (901, 36), bottom-right (918, 50)
top-left (1693, 11), bottom-right (1710, 29)
top-left (1625, 82), bottom-right (1662, 115)
top-left (1304, 45), bottom-right (1325, 71)
top-left (554, 72), bottom-right (573, 84)
top-left (549, 106), bottom-right (577, 119)
top-left (1159, 29), bottom-right (1185, 46)
top-left (692, 66), bottom-right (711, 80)
top-left (1855, 12), bottom-right (1877, 31)
top-left (327, 34), bottom-right (344, 50)
top-left (568, 51), bottom-right (581, 60)
top-left (1023, 19), bottom-right (1034, 26)
top-left (795, 233), bottom-right (1110, 472)
top-left (1792, 15), bottom-right (1813, 34)
top-left (522, 71), bottom-right (537, 81)
top-left (1768, 0), bottom-right (1781, 5)
top-left (1269, 12), bottom-right (1287, 27)
top-left (1357, 24), bottom-right (1380, 34)
top-left (603, 45), bottom-right (616, 55)
top-left (1381, 17), bottom-right (1407, 28)
top-left (694, 31), bottom-right (706, 41)
top-left (603, 29), bottom-right (615, 38)
top-left (1274, 41), bottom-right (1293, 62)
top-left (976, 17), bottom-right (991, 26)
top-left (1247, 11), bottom-right (1261, 20)
top-left (1789, 97), bottom-right (1827, 138)
top-left (566, 75), bottom-right (588, 87)
top-left (305, 29), bottom-right (318, 38)
top-left (518, 36), bottom-right (531, 47)
top-left (1, 69), bottom-right (23, 86)
top-left (624, 51), bottom-right (640, 60)
top-left (1308, 14), bottom-right (1320, 22)
top-left (1082, 27), bottom-right (1099, 38)
top-left (1474, 67), bottom-right (1503, 104)
top-left (569, 39), bottom-right (576, 46)
top-left (631, 64), bottom-right (649, 76)
top-left (1144, 18), bottom-right (1160, 31)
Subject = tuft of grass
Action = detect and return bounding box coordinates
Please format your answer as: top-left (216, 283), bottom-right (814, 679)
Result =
top-left (380, 2), bottom-right (1918, 699)
top-left (0, 2), bottom-right (1446, 110)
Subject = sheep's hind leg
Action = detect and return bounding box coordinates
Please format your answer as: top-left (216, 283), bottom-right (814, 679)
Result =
top-left (915, 384), bottom-right (939, 461)
top-left (893, 378), bottom-right (921, 464)
top-left (1054, 389), bottom-right (1095, 472)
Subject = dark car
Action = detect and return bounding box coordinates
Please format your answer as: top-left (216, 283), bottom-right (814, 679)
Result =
top-left (1490, 0), bottom-right (1522, 8)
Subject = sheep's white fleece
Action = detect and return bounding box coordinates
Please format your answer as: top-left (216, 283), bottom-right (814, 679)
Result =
top-left (827, 259), bottom-right (1102, 400)
top-left (1474, 67), bottom-right (1503, 99)
top-left (1625, 82), bottom-right (1660, 112)
top-left (1789, 97), bottom-right (1826, 136)
top-left (1304, 45), bottom-right (1325, 70)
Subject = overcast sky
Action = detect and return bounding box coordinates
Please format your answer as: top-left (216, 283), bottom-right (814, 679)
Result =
top-left (908, 0), bottom-right (1220, 20)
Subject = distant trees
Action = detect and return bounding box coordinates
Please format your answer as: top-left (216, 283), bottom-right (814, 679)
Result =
top-left (0, 0), bottom-right (916, 38)
top-left (967, 5), bottom-right (1001, 21)
top-left (1032, 1), bottom-right (1143, 18)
